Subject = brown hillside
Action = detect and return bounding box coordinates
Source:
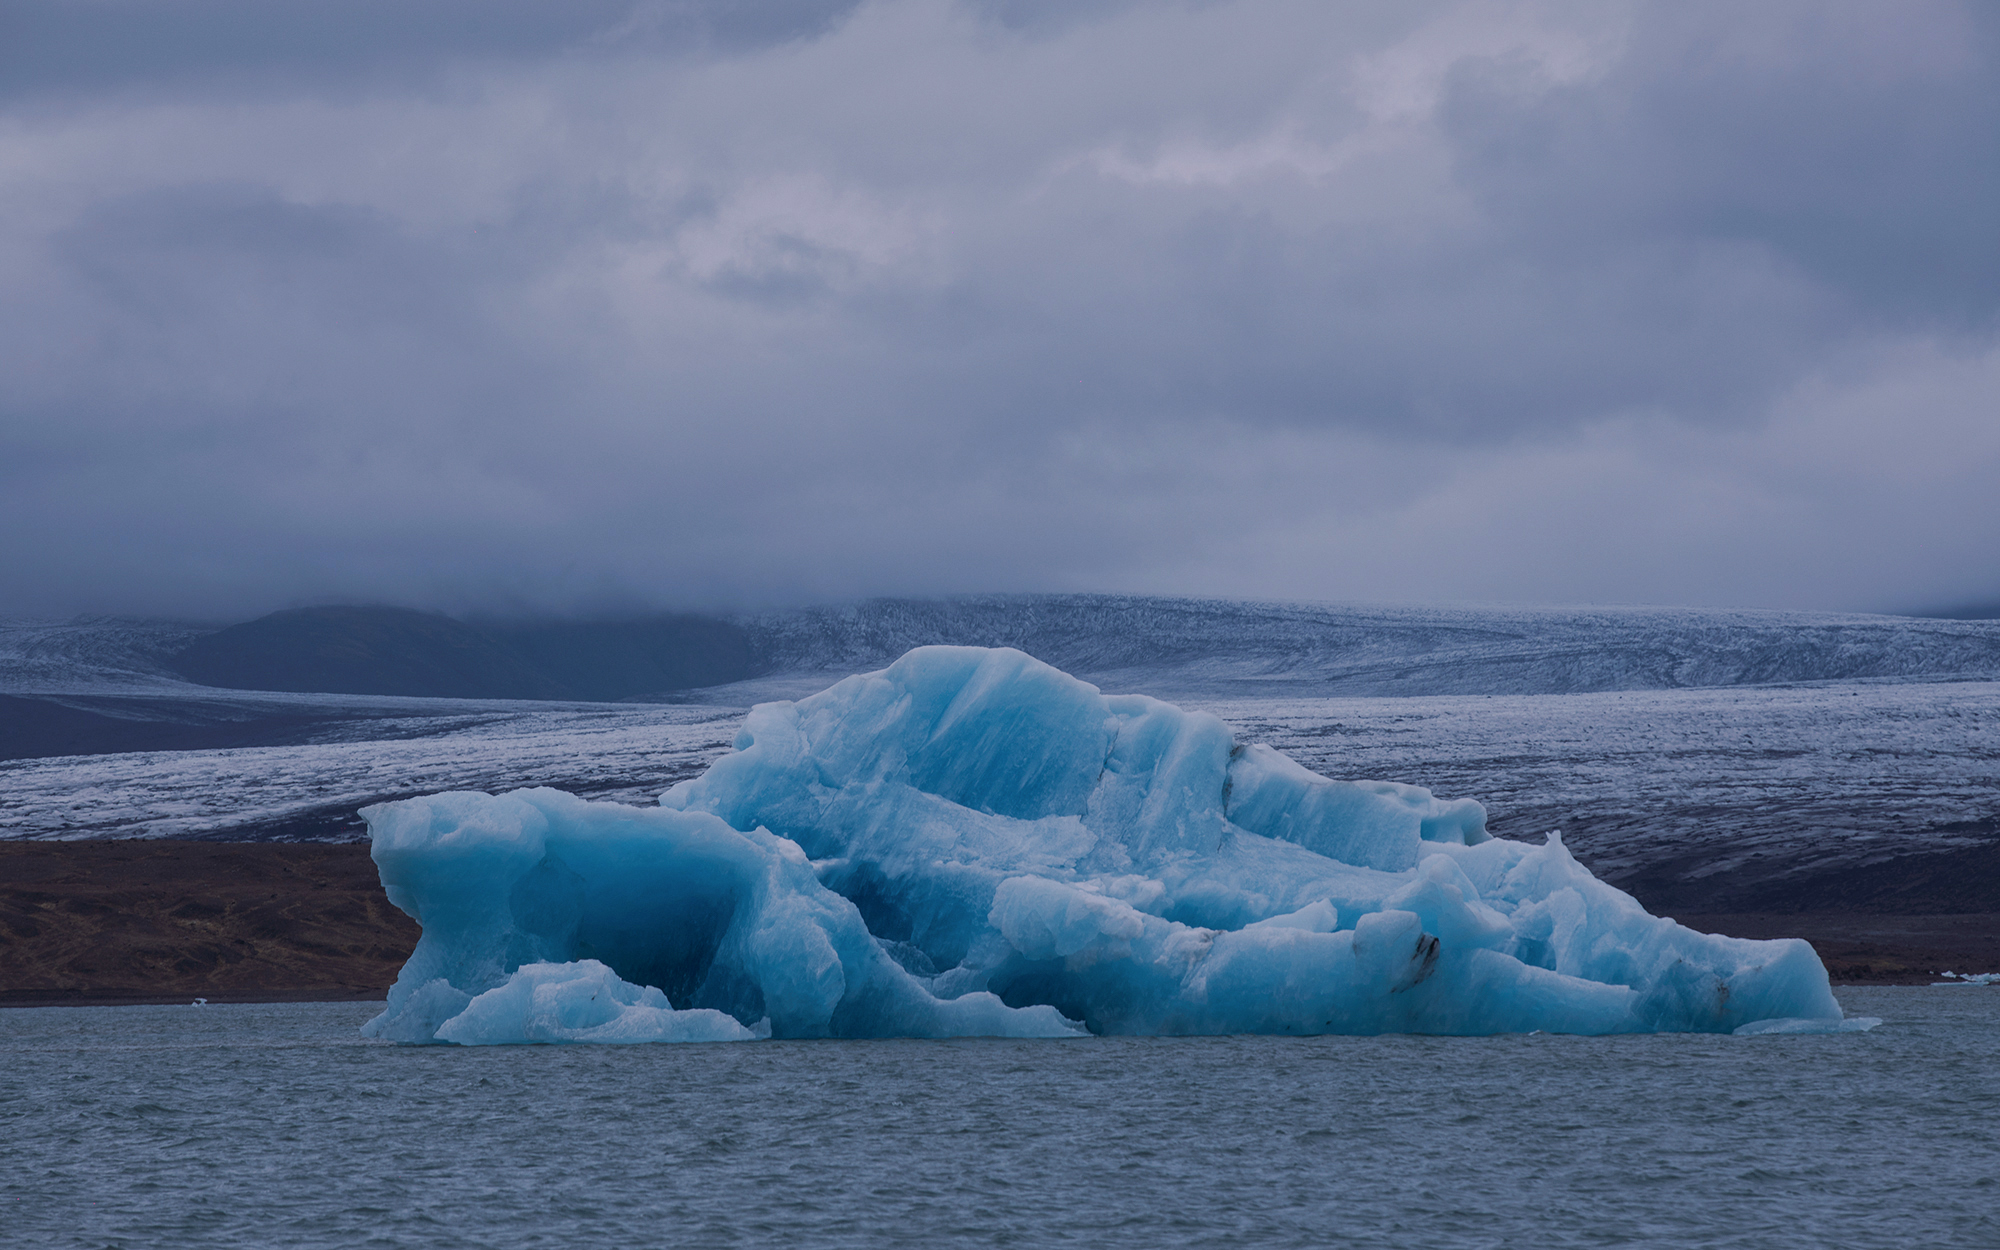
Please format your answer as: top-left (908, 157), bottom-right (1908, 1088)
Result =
top-left (0, 840), bottom-right (417, 1007)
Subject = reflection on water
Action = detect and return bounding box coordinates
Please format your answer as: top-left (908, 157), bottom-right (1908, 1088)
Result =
top-left (2, 987), bottom-right (1994, 1249)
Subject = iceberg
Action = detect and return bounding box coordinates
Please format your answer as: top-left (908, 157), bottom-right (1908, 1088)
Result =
top-left (362, 646), bottom-right (1848, 1043)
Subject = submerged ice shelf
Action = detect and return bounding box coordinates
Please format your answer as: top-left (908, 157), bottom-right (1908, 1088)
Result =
top-left (363, 647), bottom-right (1852, 1044)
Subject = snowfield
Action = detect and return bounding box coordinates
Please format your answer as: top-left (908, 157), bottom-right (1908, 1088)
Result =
top-left (3, 602), bottom-right (1995, 904)
top-left (4, 677), bottom-right (1994, 901)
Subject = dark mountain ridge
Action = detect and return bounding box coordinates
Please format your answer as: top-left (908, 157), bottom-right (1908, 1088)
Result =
top-left (7, 595), bottom-right (2000, 708)
top-left (1919, 600), bottom-right (2000, 621)
top-left (164, 605), bottom-right (757, 701)
top-left (170, 606), bottom-right (570, 700)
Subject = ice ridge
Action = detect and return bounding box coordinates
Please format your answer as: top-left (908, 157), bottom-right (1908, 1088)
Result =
top-left (362, 646), bottom-right (1845, 1043)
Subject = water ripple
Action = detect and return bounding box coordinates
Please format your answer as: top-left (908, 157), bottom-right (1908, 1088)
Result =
top-left (1, 988), bottom-right (1995, 1248)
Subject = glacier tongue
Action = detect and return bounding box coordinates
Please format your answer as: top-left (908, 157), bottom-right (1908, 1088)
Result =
top-left (362, 645), bottom-right (1844, 1043)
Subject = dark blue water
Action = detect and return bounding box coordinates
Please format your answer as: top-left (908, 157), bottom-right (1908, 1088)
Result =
top-left (4, 988), bottom-right (1994, 1249)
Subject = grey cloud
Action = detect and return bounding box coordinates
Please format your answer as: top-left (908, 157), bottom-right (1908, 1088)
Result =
top-left (2, 1), bottom-right (1997, 620)
top-left (1443, 2), bottom-right (2000, 327)
top-left (911, 2), bottom-right (2000, 438)
top-left (0, 0), bottom-right (863, 103)
top-left (32, 186), bottom-right (540, 444)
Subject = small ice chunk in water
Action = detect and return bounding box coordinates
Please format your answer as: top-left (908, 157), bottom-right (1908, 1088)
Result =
top-left (433, 961), bottom-right (761, 1045)
top-left (360, 646), bottom-right (1854, 1043)
top-left (1733, 1016), bottom-right (1883, 1036)
top-left (1933, 971), bottom-right (1999, 986)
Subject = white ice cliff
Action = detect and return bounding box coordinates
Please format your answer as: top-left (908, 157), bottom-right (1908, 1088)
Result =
top-left (362, 646), bottom-right (1849, 1044)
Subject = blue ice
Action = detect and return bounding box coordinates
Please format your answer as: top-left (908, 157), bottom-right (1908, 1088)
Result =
top-left (362, 646), bottom-right (1848, 1044)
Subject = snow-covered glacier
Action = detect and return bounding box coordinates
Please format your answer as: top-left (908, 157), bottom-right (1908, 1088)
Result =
top-left (362, 646), bottom-right (1851, 1044)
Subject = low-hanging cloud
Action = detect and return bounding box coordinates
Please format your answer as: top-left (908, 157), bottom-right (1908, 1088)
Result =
top-left (3, 0), bottom-right (1996, 620)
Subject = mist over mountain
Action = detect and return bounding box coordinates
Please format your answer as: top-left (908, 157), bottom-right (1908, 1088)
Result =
top-left (5, 3), bottom-right (1999, 619)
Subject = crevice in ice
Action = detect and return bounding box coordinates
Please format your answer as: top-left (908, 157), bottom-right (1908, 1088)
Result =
top-left (819, 859), bottom-right (915, 944)
top-left (876, 938), bottom-right (938, 979)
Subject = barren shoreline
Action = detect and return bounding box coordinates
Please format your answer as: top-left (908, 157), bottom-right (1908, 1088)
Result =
top-left (2, 840), bottom-right (1991, 1009)
top-left (1, 841), bottom-right (416, 1009)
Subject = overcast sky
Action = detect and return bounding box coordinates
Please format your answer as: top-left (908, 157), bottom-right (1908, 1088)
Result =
top-left (3, 0), bottom-right (1997, 620)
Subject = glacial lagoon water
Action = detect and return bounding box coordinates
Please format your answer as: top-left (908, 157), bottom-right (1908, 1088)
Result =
top-left (3, 987), bottom-right (1995, 1249)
